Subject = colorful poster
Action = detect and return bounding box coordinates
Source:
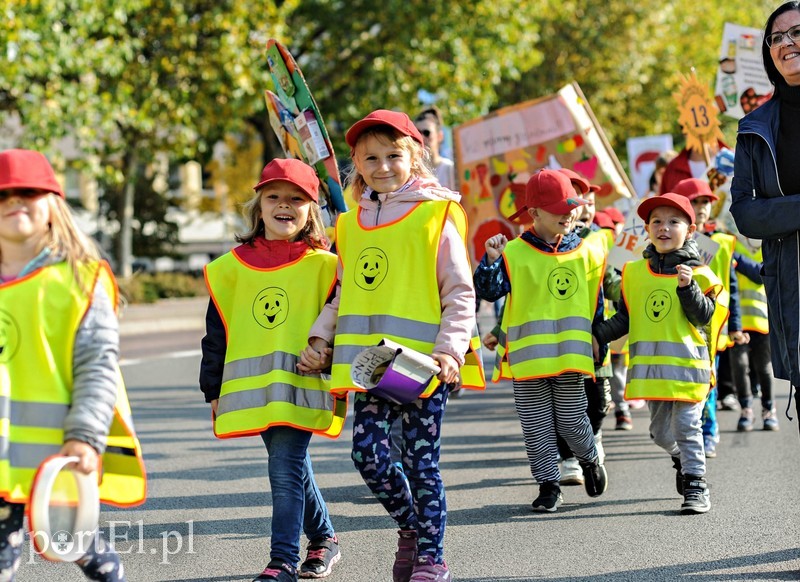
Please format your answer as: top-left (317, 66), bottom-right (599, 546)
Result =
top-left (453, 83), bottom-right (634, 264)
top-left (714, 23), bottom-right (773, 119)
top-left (626, 134), bottom-right (674, 198)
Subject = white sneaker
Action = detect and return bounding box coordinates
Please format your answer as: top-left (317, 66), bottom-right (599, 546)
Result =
top-left (560, 457), bottom-right (584, 485)
top-left (595, 429), bottom-right (605, 464)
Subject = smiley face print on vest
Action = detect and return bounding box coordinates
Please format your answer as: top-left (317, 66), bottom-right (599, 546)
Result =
top-left (547, 267), bottom-right (579, 300)
top-left (0, 310), bottom-right (20, 363)
top-left (355, 247), bottom-right (388, 291)
top-left (253, 287), bottom-right (289, 330)
top-left (645, 289), bottom-right (672, 323)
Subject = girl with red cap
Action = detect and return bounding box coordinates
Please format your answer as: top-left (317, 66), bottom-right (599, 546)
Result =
top-left (201, 158), bottom-right (346, 582)
top-left (300, 109), bottom-right (484, 582)
top-left (0, 149), bottom-right (146, 580)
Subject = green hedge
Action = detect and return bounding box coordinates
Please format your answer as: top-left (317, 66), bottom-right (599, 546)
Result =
top-left (118, 272), bottom-right (208, 304)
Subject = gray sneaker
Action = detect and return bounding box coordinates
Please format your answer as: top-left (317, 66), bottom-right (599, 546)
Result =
top-left (680, 475), bottom-right (711, 514)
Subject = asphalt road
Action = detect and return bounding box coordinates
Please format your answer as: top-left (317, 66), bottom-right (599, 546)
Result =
top-left (21, 325), bottom-right (800, 581)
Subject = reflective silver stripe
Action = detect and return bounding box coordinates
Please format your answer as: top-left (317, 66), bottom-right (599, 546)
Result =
top-left (740, 289), bottom-right (766, 302)
top-left (741, 305), bottom-right (768, 320)
top-left (627, 364), bottom-right (711, 384)
top-left (223, 351), bottom-right (299, 384)
top-left (333, 344), bottom-right (370, 366)
top-left (9, 401), bottom-right (69, 429)
top-left (629, 341), bottom-right (709, 362)
top-left (0, 440), bottom-right (62, 468)
top-left (511, 340), bottom-right (593, 362)
top-left (507, 317), bottom-right (591, 343)
top-left (336, 315), bottom-right (439, 343)
top-left (217, 383), bottom-right (334, 416)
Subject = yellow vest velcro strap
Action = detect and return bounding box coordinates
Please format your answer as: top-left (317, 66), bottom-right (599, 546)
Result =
top-left (628, 364), bottom-right (711, 385)
top-left (336, 314), bottom-right (439, 342)
top-left (9, 401), bottom-right (69, 428)
top-left (512, 340), bottom-right (593, 362)
top-left (740, 289), bottom-right (766, 302)
top-left (7, 442), bottom-right (62, 468)
top-left (741, 305), bottom-right (768, 320)
top-left (507, 316), bottom-right (591, 342)
top-left (629, 341), bottom-right (709, 362)
top-left (222, 351), bottom-right (301, 383)
top-left (217, 383), bottom-right (335, 416)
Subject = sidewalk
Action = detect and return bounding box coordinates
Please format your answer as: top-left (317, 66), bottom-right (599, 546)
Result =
top-left (118, 296), bottom-right (208, 337)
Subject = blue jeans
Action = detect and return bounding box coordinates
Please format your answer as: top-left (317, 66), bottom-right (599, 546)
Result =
top-left (351, 384), bottom-right (450, 562)
top-left (260, 426), bottom-right (334, 566)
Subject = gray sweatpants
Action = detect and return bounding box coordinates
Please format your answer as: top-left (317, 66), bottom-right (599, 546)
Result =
top-left (648, 400), bottom-right (706, 477)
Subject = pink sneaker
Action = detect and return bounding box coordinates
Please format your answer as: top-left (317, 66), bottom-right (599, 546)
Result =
top-left (409, 556), bottom-right (451, 581)
top-left (393, 530), bottom-right (418, 582)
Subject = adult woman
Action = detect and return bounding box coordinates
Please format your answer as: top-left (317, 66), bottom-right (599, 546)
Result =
top-left (730, 1), bottom-right (800, 433)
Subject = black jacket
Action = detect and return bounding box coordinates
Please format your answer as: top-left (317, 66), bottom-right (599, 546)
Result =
top-left (731, 97), bottom-right (800, 385)
top-left (593, 240), bottom-right (716, 346)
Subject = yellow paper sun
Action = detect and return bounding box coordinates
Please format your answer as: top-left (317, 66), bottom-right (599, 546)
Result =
top-left (673, 71), bottom-right (724, 155)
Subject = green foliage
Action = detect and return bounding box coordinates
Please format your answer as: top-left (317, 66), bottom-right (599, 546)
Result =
top-left (118, 272), bottom-right (207, 304)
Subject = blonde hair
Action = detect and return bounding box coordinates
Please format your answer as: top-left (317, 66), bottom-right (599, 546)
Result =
top-left (236, 186), bottom-right (329, 250)
top-left (346, 127), bottom-right (433, 203)
top-left (44, 195), bottom-right (101, 295)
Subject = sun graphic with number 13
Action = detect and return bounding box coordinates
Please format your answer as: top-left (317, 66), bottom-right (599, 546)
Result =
top-left (673, 71), bottom-right (724, 155)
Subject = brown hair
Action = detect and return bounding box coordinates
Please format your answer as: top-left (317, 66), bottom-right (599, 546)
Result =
top-left (346, 126), bottom-right (433, 203)
top-left (236, 186), bottom-right (329, 250)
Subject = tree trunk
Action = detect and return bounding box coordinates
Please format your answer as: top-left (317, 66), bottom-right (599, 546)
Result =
top-left (118, 149), bottom-right (137, 278)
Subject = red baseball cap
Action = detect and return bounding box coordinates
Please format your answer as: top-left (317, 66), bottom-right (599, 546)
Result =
top-left (0, 149), bottom-right (63, 197)
top-left (593, 210), bottom-right (615, 229)
top-left (673, 178), bottom-right (719, 202)
top-left (345, 109), bottom-right (425, 150)
top-left (637, 193), bottom-right (696, 225)
top-left (253, 158), bottom-right (320, 203)
top-left (526, 169), bottom-right (589, 215)
top-left (558, 168), bottom-right (590, 195)
top-left (603, 206), bottom-right (625, 225)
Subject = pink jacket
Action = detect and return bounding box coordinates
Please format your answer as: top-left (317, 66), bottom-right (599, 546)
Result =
top-left (309, 178), bottom-right (476, 365)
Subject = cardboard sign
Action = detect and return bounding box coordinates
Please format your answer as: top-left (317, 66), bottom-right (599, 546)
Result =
top-left (626, 134), bottom-right (674, 198)
top-left (674, 71), bottom-right (725, 156)
top-left (453, 82), bottom-right (634, 264)
top-left (714, 23), bottom-right (772, 119)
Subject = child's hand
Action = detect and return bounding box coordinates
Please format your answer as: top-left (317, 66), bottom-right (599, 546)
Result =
top-left (432, 352), bottom-right (460, 385)
top-left (482, 331), bottom-right (498, 351)
top-left (676, 264), bottom-right (693, 288)
top-left (297, 338), bottom-right (333, 373)
top-left (485, 234), bottom-right (508, 263)
top-left (730, 330), bottom-right (750, 345)
top-left (60, 440), bottom-right (99, 475)
top-left (591, 335), bottom-right (600, 362)
top-left (210, 399), bottom-right (219, 417)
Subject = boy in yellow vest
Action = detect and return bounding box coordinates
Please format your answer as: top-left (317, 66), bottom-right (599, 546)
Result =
top-left (475, 169), bottom-right (608, 512)
top-left (592, 193), bottom-right (723, 514)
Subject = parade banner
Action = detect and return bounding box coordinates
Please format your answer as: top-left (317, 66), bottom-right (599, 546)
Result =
top-left (608, 213), bottom-right (719, 272)
top-left (454, 82), bottom-right (634, 264)
top-left (626, 134), bottom-right (674, 198)
top-left (714, 23), bottom-right (773, 120)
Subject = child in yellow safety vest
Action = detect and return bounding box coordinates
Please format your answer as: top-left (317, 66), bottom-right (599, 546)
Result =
top-left (200, 158), bottom-right (345, 582)
top-left (592, 193), bottom-right (723, 514)
top-left (0, 149), bottom-right (146, 580)
top-left (474, 168), bottom-right (609, 514)
top-left (299, 109), bottom-right (483, 582)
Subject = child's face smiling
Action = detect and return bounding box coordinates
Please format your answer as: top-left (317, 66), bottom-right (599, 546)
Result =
top-left (530, 207), bottom-right (578, 243)
top-left (353, 134), bottom-right (413, 193)
top-left (0, 188), bottom-right (51, 246)
top-left (259, 182), bottom-right (312, 241)
top-left (645, 206), bottom-right (696, 254)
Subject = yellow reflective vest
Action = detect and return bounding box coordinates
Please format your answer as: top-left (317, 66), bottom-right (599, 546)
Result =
top-left (331, 200), bottom-right (485, 396)
top-left (734, 242), bottom-right (768, 334)
top-left (622, 260), bottom-right (722, 402)
top-left (205, 249), bottom-right (346, 439)
top-left (0, 261), bottom-right (146, 506)
top-left (495, 235), bottom-right (606, 381)
top-left (709, 232), bottom-right (736, 352)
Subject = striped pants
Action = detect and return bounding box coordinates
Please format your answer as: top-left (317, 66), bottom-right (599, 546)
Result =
top-left (513, 372), bottom-right (598, 484)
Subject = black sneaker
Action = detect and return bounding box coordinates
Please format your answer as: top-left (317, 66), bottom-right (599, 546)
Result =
top-left (680, 475), bottom-right (711, 514)
top-left (254, 560), bottom-right (298, 582)
top-left (671, 456), bottom-right (683, 495)
top-left (299, 536), bottom-right (340, 578)
top-left (531, 481), bottom-right (563, 512)
top-left (579, 460), bottom-right (608, 497)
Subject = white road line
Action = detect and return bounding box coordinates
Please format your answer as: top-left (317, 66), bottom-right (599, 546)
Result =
top-left (120, 349), bottom-right (202, 367)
